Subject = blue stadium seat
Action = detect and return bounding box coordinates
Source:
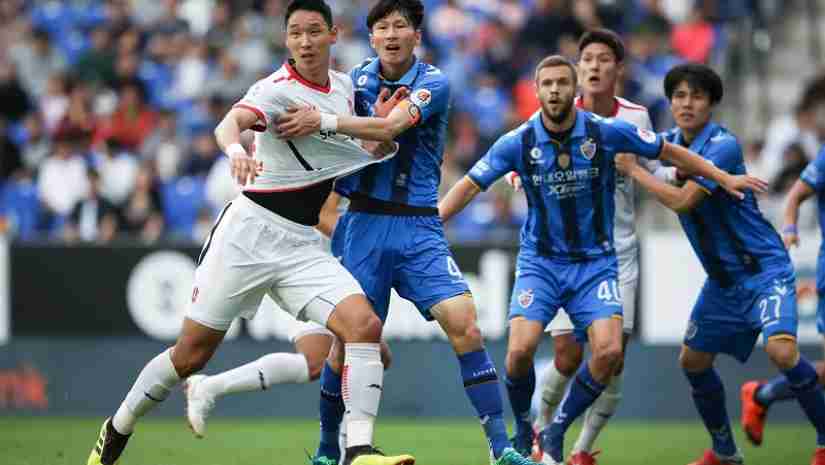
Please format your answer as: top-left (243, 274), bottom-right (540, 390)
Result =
top-left (160, 175), bottom-right (207, 239)
top-left (1, 180), bottom-right (41, 240)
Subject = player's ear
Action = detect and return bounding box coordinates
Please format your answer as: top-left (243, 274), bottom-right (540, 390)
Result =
top-left (329, 25), bottom-right (339, 44)
top-left (414, 29), bottom-right (422, 47)
top-left (369, 32), bottom-right (377, 51)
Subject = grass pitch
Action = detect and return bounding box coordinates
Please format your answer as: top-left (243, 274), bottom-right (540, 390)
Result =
top-left (0, 417), bottom-right (813, 465)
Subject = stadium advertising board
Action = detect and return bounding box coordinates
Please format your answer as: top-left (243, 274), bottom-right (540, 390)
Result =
top-left (9, 244), bottom-right (515, 341)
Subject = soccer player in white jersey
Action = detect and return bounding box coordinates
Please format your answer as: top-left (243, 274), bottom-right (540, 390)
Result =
top-left (506, 30), bottom-right (677, 465)
top-left (86, 2), bottom-right (413, 465)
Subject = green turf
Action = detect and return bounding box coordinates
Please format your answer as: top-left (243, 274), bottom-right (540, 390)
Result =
top-left (0, 417), bottom-right (813, 465)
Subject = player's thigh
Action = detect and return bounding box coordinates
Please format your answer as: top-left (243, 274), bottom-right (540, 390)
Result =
top-left (686, 280), bottom-right (759, 364)
top-left (394, 217), bottom-right (470, 321)
top-left (188, 202), bottom-right (273, 331)
top-left (507, 317), bottom-right (547, 366)
top-left (337, 212), bottom-right (394, 320)
top-left (431, 293), bottom-right (479, 337)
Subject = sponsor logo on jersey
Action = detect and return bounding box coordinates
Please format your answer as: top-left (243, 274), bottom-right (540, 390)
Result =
top-left (580, 138), bottom-right (597, 160)
top-left (411, 88), bottom-right (432, 107)
top-left (636, 127), bottom-right (657, 144)
top-left (357, 75), bottom-right (368, 86)
top-left (518, 289), bottom-right (534, 308)
top-left (529, 147), bottom-right (543, 164)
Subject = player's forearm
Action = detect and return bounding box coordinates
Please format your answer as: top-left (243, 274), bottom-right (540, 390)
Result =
top-left (628, 164), bottom-right (689, 212)
top-left (214, 116), bottom-right (244, 153)
top-left (648, 163), bottom-right (678, 185)
top-left (660, 142), bottom-right (731, 186)
top-left (783, 180), bottom-right (814, 228)
top-left (438, 177), bottom-right (481, 222)
top-left (335, 114), bottom-right (407, 142)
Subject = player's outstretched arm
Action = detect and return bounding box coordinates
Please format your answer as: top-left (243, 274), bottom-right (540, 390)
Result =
top-left (616, 153), bottom-right (706, 213)
top-left (276, 88), bottom-right (414, 142)
top-left (659, 142), bottom-right (768, 199)
top-left (781, 180), bottom-right (815, 248)
top-left (316, 191), bottom-right (342, 238)
top-left (214, 107), bottom-right (263, 186)
top-left (439, 176), bottom-right (482, 222)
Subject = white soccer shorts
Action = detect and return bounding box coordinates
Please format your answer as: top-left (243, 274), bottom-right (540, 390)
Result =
top-left (187, 194), bottom-right (364, 332)
top-left (546, 254), bottom-right (639, 336)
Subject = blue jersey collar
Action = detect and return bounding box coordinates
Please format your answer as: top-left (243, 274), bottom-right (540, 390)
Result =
top-left (676, 121), bottom-right (719, 154)
top-left (364, 55), bottom-right (421, 86)
top-left (532, 109), bottom-right (587, 145)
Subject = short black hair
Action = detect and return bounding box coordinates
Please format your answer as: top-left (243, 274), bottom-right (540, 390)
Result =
top-left (284, 0), bottom-right (334, 29)
top-left (367, 0), bottom-right (424, 31)
top-left (578, 28), bottom-right (625, 62)
top-left (664, 63), bottom-right (724, 104)
top-left (535, 55), bottom-right (578, 84)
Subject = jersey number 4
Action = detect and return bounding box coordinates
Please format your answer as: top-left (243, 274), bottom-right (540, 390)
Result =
top-left (597, 280), bottom-right (621, 303)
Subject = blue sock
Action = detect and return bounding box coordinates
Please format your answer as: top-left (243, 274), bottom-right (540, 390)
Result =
top-left (543, 362), bottom-right (606, 463)
top-left (685, 367), bottom-right (737, 457)
top-left (458, 349), bottom-right (511, 459)
top-left (316, 362), bottom-right (344, 460)
top-left (784, 357), bottom-right (825, 446)
top-left (504, 367), bottom-right (536, 439)
top-left (755, 375), bottom-right (797, 407)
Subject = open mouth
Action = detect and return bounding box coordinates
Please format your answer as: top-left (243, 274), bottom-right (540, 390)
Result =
top-left (385, 44), bottom-right (401, 52)
top-left (588, 76), bottom-right (600, 85)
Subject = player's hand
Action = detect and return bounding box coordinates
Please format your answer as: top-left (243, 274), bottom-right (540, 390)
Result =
top-left (782, 224), bottom-right (800, 249)
top-left (505, 171), bottom-right (522, 191)
top-left (721, 174), bottom-right (769, 200)
top-left (362, 140), bottom-right (399, 159)
top-left (373, 87), bottom-right (409, 117)
top-left (276, 105), bottom-right (320, 139)
top-left (228, 147), bottom-right (263, 186)
top-left (614, 153), bottom-right (638, 175)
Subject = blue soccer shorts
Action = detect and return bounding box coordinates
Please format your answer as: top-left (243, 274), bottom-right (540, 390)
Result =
top-left (508, 250), bottom-right (623, 342)
top-left (684, 266), bottom-right (798, 363)
top-left (331, 211), bottom-right (470, 322)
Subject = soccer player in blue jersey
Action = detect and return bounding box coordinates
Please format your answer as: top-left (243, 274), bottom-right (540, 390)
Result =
top-left (739, 143), bottom-right (825, 452)
top-left (276, 1), bottom-right (539, 464)
top-left (615, 63), bottom-right (825, 465)
top-left (438, 55), bottom-right (766, 465)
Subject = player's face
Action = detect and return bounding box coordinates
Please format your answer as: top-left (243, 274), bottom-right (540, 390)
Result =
top-left (285, 10), bottom-right (337, 71)
top-left (670, 81), bottom-right (713, 135)
top-left (370, 11), bottom-right (421, 68)
top-left (536, 65), bottom-right (577, 124)
top-left (577, 42), bottom-right (622, 96)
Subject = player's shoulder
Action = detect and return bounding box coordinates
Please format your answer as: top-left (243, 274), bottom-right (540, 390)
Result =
top-left (247, 66), bottom-right (291, 95)
top-left (416, 62), bottom-right (448, 88)
top-left (707, 125), bottom-right (742, 153)
top-left (614, 97), bottom-right (651, 126)
top-left (495, 118), bottom-right (534, 148)
top-left (614, 96), bottom-right (648, 113)
top-left (329, 69), bottom-right (354, 90)
top-left (351, 57), bottom-right (377, 75)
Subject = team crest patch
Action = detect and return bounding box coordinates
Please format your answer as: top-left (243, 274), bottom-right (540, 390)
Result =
top-left (411, 89), bottom-right (432, 107)
top-left (518, 289), bottom-right (534, 308)
top-left (557, 152), bottom-right (571, 169)
top-left (580, 139), bottom-right (597, 160)
top-left (357, 75), bottom-right (368, 86)
top-left (636, 127), bottom-right (657, 144)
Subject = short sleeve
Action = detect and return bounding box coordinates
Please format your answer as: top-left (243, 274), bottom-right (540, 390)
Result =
top-left (233, 79), bottom-right (287, 132)
top-left (801, 147), bottom-right (825, 191)
top-left (408, 72), bottom-right (449, 125)
top-left (691, 137), bottom-right (743, 193)
top-left (467, 134), bottom-right (518, 191)
top-left (601, 118), bottom-right (664, 160)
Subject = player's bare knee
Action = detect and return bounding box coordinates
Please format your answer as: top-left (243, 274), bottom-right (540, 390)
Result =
top-left (506, 347), bottom-right (535, 377)
top-left (679, 346), bottom-right (713, 373)
top-left (553, 335), bottom-right (583, 376)
top-left (593, 341), bottom-right (622, 370)
top-left (349, 312), bottom-right (382, 342)
top-left (766, 338), bottom-right (799, 371)
top-left (172, 349), bottom-right (211, 378)
top-left (449, 324), bottom-right (483, 353)
top-left (304, 354), bottom-right (325, 381)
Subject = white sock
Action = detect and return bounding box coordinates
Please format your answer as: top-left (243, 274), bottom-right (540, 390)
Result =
top-left (201, 353), bottom-right (310, 398)
top-left (535, 360), bottom-right (571, 430)
top-left (113, 348), bottom-right (180, 434)
top-left (342, 343), bottom-right (383, 449)
top-left (572, 372), bottom-right (623, 453)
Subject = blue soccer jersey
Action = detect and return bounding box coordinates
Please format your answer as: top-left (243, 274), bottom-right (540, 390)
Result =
top-left (334, 57), bottom-right (449, 208)
top-left (800, 144), bottom-right (825, 332)
top-left (663, 122), bottom-right (791, 287)
top-left (467, 110), bottom-right (664, 259)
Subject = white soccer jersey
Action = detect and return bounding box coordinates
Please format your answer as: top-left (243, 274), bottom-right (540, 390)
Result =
top-left (574, 96), bottom-right (672, 271)
top-left (233, 62), bottom-right (391, 191)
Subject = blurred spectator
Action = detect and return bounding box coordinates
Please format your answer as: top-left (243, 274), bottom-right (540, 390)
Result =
top-left (37, 138), bottom-right (89, 220)
top-left (9, 28), bottom-right (67, 99)
top-left (95, 141), bottom-right (139, 206)
top-left (54, 84), bottom-right (97, 142)
top-left (670, 7), bottom-right (715, 63)
top-left (204, 1), bottom-right (235, 51)
top-left (202, 50), bottom-right (250, 103)
top-left (183, 130), bottom-right (220, 176)
top-left (205, 156), bottom-right (238, 213)
top-left (73, 25), bottom-right (116, 86)
top-left (770, 143), bottom-right (809, 195)
top-left (39, 73), bottom-right (70, 134)
top-left (0, 119), bottom-right (22, 182)
top-left (141, 109), bottom-right (186, 161)
top-left (230, 14), bottom-right (272, 77)
top-left (463, 74), bottom-right (512, 148)
top-left (151, 0), bottom-right (190, 36)
top-left (174, 39), bottom-right (209, 101)
top-left (119, 164), bottom-right (164, 243)
top-left (518, 0), bottom-right (583, 64)
top-left (18, 114), bottom-right (51, 171)
top-left (93, 80), bottom-right (158, 151)
top-left (332, 17), bottom-right (371, 72)
top-left (0, 61), bottom-right (31, 122)
top-left (63, 168), bottom-right (118, 243)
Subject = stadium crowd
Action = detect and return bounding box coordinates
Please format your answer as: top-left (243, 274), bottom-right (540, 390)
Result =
top-left (0, 0), bottom-right (813, 244)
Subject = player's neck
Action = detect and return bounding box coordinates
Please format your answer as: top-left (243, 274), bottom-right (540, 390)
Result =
top-left (541, 108), bottom-right (577, 134)
top-left (580, 92), bottom-right (616, 117)
top-left (291, 61), bottom-right (330, 89)
top-left (379, 56), bottom-right (415, 82)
